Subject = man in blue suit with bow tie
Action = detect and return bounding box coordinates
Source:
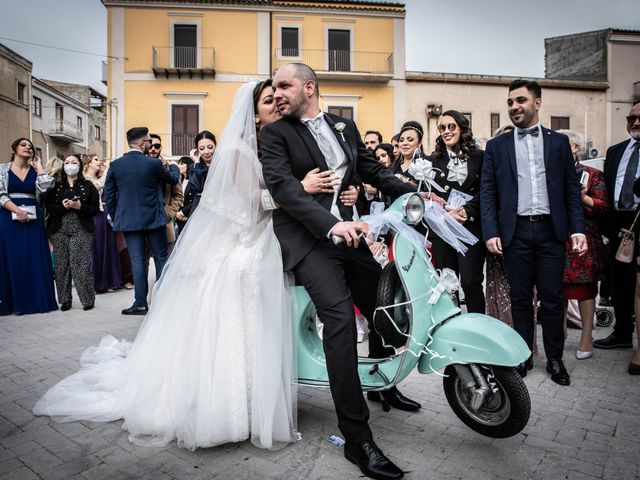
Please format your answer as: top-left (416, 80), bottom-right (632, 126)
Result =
top-left (481, 79), bottom-right (587, 386)
top-left (104, 127), bottom-right (180, 315)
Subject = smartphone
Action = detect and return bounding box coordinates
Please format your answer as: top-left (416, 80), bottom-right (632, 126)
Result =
top-left (579, 171), bottom-right (589, 189)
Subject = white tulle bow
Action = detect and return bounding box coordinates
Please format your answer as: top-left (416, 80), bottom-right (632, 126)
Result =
top-left (361, 205), bottom-right (430, 250)
top-left (429, 268), bottom-right (460, 304)
top-left (408, 158), bottom-right (446, 193)
top-left (422, 202), bottom-right (478, 254)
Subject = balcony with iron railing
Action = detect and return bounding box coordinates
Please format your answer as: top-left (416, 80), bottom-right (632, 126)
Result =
top-left (152, 47), bottom-right (216, 79)
top-left (273, 49), bottom-right (394, 82)
top-left (49, 120), bottom-right (83, 143)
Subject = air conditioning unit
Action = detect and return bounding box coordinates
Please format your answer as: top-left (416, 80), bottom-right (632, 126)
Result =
top-left (425, 104), bottom-right (443, 118)
top-left (589, 147), bottom-right (601, 158)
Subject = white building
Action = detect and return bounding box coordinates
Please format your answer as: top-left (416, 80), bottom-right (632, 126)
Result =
top-left (31, 78), bottom-right (91, 163)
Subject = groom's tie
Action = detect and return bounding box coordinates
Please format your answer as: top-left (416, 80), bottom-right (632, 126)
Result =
top-left (305, 117), bottom-right (339, 169)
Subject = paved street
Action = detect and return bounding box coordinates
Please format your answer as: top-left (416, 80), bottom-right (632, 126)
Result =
top-left (0, 287), bottom-right (639, 480)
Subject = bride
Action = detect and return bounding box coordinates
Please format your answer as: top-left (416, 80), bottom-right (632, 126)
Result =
top-left (33, 80), bottom-right (352, 451)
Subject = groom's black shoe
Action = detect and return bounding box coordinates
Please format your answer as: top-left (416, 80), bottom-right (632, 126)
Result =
top-left (344, 440), bottom-right (404, 480)
top-left (515, 355), bottom-right (533, 378)
top-left (122, 304), bottom-right (148, 316)
top-left (367, 386), bottom-right (421, 412)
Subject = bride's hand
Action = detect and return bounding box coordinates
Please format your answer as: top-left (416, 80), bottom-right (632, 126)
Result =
top-left (301, 168), bottom-right (340, 194)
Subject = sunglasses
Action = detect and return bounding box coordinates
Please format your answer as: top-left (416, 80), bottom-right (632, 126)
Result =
top-left (149, 143), bottom-right (161, 149)
top-left (627, 115), bottom-right (640, 124)
top-left (437, 123), bottom-right (457, 133)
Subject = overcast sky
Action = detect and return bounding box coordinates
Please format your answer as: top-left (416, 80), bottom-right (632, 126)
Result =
top-left (0, 0), bottom-right (636, 97)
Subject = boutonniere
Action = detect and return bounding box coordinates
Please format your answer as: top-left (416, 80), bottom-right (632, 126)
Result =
top-left (334, 122), bottom-right (346, 141)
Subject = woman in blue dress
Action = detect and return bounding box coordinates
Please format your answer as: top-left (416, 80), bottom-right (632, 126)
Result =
top-left (0, 138), bottom-right (57, 315)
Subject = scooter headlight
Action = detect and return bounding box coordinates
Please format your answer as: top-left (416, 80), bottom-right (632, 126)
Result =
top-left (404, 193), bottom-right (424, 225)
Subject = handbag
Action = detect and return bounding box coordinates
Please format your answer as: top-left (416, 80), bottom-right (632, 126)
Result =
top-left (11, 205), bottom-right (37, 221)
top-left (615, 208), bottom-right (640, 263)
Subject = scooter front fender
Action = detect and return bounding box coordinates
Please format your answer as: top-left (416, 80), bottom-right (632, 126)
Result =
top-left (417, 313), bottom-right (531, 374)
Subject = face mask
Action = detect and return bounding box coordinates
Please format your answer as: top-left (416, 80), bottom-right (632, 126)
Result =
top-left (64, 164), bottom-right (80, 176)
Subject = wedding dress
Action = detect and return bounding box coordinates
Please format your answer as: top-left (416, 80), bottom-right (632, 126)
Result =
top-left (33, 82), bottom-right (297, 451)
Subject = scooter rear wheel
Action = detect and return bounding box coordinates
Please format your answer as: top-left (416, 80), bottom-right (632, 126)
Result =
top-left (443, 364), bottom-right (530, 438)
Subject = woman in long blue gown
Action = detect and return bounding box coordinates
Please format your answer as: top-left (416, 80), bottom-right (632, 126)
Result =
top-left (0, 138), bottom-right (57, 315)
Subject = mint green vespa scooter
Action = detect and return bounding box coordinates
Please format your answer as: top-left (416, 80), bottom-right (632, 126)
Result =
top-left (293, 193), bottom-right (532, 439)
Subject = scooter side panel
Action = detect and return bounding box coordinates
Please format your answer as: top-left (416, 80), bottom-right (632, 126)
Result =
top-left (417, 313), bottom-right (531, 373)
top-left (294, 286), bottom-right (414, 389)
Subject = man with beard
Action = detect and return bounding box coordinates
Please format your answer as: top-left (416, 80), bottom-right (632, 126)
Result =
top-left (148, 134), bottom-right (183, 252)
top-left (104, 127), bottom-right (180, 315)
top-left (594, 103), bottom-right (640, 369)
top-left (480, 79), bottom-right (587, 386)
top-left (364, 130), bottom-right (382, 151)
top-left (260, 63), bottom-right (417, 480)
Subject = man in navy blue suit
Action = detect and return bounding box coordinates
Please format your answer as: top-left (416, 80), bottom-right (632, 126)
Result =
top-left (481, 79), bottom-right (587, 386)
top-left (104, 127), bottom-right (180, 315)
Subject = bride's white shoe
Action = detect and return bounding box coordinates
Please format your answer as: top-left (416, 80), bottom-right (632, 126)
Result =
top-left (576, 349), bottom-right (593, 360)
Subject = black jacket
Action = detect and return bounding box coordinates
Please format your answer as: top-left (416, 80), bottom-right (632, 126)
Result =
top-left (429, 149), bottom-right (483, 237)
top-left (46, 178), bottom-right (100, 234)
top-left (260, 113), bottom-right (413, 271)
top-left (181, 163), bottom-right (209, 218)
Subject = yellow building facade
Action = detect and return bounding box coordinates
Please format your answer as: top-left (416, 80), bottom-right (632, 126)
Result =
top-left (102, 0), bottom-right (407, 159)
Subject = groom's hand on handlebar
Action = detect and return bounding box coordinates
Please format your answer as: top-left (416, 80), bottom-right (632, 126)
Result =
top-left (330, 221), bottom-right (369, 248)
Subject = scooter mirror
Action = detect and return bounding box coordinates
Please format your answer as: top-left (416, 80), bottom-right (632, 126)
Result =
top-left (404, 193), bottom-right (425, 225)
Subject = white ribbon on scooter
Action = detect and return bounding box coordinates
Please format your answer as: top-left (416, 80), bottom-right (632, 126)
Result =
top-left (407, 156), bottom-right (446, 194)
top-left (428, 267), bottom-right (460, 304)
top-left (361, 205), bottom-right (430, 250)
top-left (422, 202), bottom-right (479, 254)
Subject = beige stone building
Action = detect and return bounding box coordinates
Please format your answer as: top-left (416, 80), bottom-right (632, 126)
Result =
top-left (0, 44), bottom-right (32, 163)
top-left (545, 29), bottom-right (640, 146)
top-left (404, 73), bottom-right (608, 154)
top-left (38, 80), bottom-right (108, 159)
top-left (403, 28), bottom-right (639, 156)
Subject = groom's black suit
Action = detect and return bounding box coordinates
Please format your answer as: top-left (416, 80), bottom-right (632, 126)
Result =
top-left (260, 113), bottom-right (413, 443)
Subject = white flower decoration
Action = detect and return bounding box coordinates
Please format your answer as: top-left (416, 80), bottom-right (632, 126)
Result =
top-left (334, 122), bottom-right (346, 141)
top-left (408, 157), bottom-right (435, 181)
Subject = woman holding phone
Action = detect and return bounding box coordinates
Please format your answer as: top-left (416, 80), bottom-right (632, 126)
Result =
top-left (558, 130), bottom-right (608, 359)
top-left (46, 154), bottom-right (100, 311)
top-left (0, 138), bottom-right (57, 315)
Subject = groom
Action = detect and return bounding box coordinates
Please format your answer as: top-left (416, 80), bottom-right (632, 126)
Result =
top-left (260, 63), bottom-right (415, 480)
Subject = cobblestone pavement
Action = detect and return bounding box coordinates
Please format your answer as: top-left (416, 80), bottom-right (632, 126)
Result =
top-left (1, 287), bottom-right (639, 480)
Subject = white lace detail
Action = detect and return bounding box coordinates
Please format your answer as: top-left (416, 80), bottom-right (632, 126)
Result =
top-left (33, 81), bottom-right (298, 451)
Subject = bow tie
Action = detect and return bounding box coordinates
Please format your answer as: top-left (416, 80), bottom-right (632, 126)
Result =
top-left (517, 127), bottom-right (540, 138)
top-left (449, 154), bottom-right (466, 166)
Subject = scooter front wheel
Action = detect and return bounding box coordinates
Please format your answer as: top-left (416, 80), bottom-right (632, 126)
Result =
top-left (443, 364), bottom-right (530, 438)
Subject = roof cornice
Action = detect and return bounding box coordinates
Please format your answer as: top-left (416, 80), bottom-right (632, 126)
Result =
top-left (405, 71), bottom-right (609, 91)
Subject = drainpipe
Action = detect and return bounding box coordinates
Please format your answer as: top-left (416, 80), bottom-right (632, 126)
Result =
top-left (36, 129), bottom-right (49, 165)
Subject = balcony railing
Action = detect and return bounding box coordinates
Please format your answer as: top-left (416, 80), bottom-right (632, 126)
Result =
top-left (273, 49), bottom-right (393, 81)
top-left (49, 120), bottom-right (83, 143)
top-left (152, 47), bottom-right (216, 78)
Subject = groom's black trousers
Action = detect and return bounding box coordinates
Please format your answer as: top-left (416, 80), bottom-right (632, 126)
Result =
top-left (294, 238), bottom-right (390, 444)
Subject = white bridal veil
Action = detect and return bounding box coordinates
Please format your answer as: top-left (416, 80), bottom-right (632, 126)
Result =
top-left (34, 81), bottom-right (298, 451)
